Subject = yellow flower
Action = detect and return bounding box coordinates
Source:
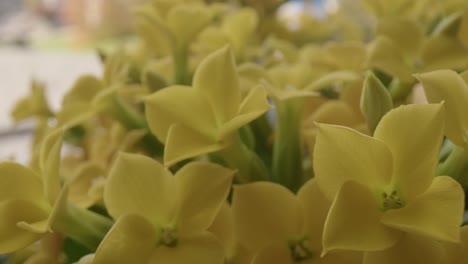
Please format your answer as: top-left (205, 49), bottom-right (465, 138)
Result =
top-left (145, 46), bottom-right (270, 166)
top-left (367, 17), bottom-right (468, 84)
top-left (0, 129), bottom-right (64, 253)
top-left (314, 104), bottom-right (465, 261)
top-left (416, 69), bottom-right (468, 147)
top-left (11, 80), bottom-right (53, 122)
top-left (93, 153), bottom-right (234, 263)
top-left (232, 180), bottom-right (362, 264)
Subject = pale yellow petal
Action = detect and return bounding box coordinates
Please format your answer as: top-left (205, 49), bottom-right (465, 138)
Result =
top-left (68, 162), bottom-right (105, 208)
top-left (0, 162), bottom-right (44, 203)
top-left (193, 46), bottom-right (241, 124)
top-left (366, 36), bottom-right (413, 82)
top-left (222, 7), bottom-right (258, 57)
top-left (145, 85), bottom-right (217, 142)
top-left (0, 199), bottom-right (48, 254)
top-left (381, 176), bottom-right (464, 243)
top-left (363, 233), bottom-right (444, 264)
top-left (104, 153), bottom-right (175, 225)
top-left (167, 5), bottom-right (212, 44)
top-left (94, 214), bottom-right (156, 264)
top-left (149, 232), bottom-right (224, 264)
top-left (304, 71), bottom-right (361, 92)
top-left (442, 225), bottom-right (468, 263)
top-left (309, 101), bottom-right (361, 127)
top-left (218, 85), bottom-right (270, 139)
top-left (323, 181), bottom-right (401, 254)
top-left (174, 162), bottom-right (234, 235)
top-left (208, 203), bottom-right (236, 258)
top-left (416, 70), bottom-right (468, 146)
top-left (375, 18), bottom-right (424, 56)
top-left (421, 36), bottom-right (468, 72)
top-left (232, 182), bottom-right (303, 252)
top-left (164, 123), bottom-right (227, 167)
top-left (373, 104), bottom-right (444, 199)
top-left (251, 243), bottom-right (293, 264)
top-left (297, 179), bottom-right (331, 250)
top-left (313, 124), bottom-right (393, 199)
top-left (62, 75), bottom-right (103, 106)
top-left (39, 129), bottom-right (64, 204)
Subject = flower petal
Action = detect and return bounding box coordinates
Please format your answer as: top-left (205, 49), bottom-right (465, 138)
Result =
top-left (232, 182), bottom-right (303, 252)
top-left (167, 5), bottom-right (212, 44)
top-left (416, 70), bottom-right (468, 146)
top-left (297, 179), bottom-right (331, 250)
top-left (313, 124), bottom-right (393, 199)
top-left (208, 203), bottom-right (236, 258)
top-left (174, 162), bottom-right (234, 235)
top-left (94, 214), bottom-right (156, 264)
top-left (421, 36), bottom-right (468, 72)
top-left (149, 232), bottom-right (224, 264)
top-left (442, 225), bottom-right (468, 263)
top-left (373, 104), bottom-right (444, 199)
top-left (39, 129), bottom-right (64, 204)
top-left (218, 85), bottom-right (270, 139)
top-left (104, 153), bottom-right (175, 225)
top-left (323, 181), bottom-right (401, 254)
top-left (68, 162), bottom-right (105, 208)
top-left (363, 233), bottom-right (444, 264)
top-left (251, 243), bottom-right (293, 264)
top-left (0, 199), bottom-right (48, 254)
top-left (366, 36), bottom-right (413, 82)
top-left (381, 176), bottom-right (464, 243)
top-left (193, 46), bottom-right (241, 124)
top-left (375, 18), bottom-right (424, 57)
top-left (164, 123), bottom-right (228, 167)
top-left (0, 162), bottom-right (44, 203)
top-left (145, 85), bottom-right (217, 142)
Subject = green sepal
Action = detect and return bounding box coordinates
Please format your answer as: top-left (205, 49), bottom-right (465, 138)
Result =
top-left (360, 71), bottom-right (393, 135)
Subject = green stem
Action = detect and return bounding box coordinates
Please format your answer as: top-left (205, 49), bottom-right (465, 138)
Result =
top-left (272, 99), bottom-right (304, 192)
top-left (52, 202), bottom-right (113, 251)
top-left (173, 44), bottom-right (190, 85)
top-left (218, 133), bottom-right (270, 183)
top-left (436, 146), bottom-right (468, 186)
top-left (250, 114), bottom-right (273, 160)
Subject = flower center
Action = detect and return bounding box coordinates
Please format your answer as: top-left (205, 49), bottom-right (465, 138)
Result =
top-left (289, 237), bottom-right (314, 262)
top-left (379, 189), bottom-right (405, 211)
top-left (158, 228), bottom-right (178, 248)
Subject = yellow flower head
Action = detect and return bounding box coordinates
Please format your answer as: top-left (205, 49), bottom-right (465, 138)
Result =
top-left (0, 129), bottom-right (65, 254)
top-left (93, 153), bottom-right (234, 263)
top-left (416, 69), bottom-right (468, 147)
top-left (232, 180), bottom-right (362, 264)
top-left (314, 104), bottom-right (465, 259)
top-left (145, 46), bottom-right (270, 166)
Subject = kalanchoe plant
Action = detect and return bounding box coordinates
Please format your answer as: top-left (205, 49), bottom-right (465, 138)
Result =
top-left (3, 0), bottom-right (468, 263)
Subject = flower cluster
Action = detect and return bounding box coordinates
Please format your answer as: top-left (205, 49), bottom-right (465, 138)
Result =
top-left (3, 0), bottom-right (468, 263)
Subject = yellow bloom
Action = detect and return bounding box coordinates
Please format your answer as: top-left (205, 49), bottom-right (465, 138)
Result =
top-left (416, 69), bottom-right (468, 147)
top-left (93, 153), bottom-right (234, 263)
top-left (145, 46), bottom-right (270, 166)
top-left (0, 129), bottom-right (64, 253)
top-left (232, 180), bottom-right (362, 264)
top-left (314, 104), bottom-right (465, 262)
top-left (11, 80), bottom-right (53, 122)
top-left (367, 17), bottom-right (468, 83)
